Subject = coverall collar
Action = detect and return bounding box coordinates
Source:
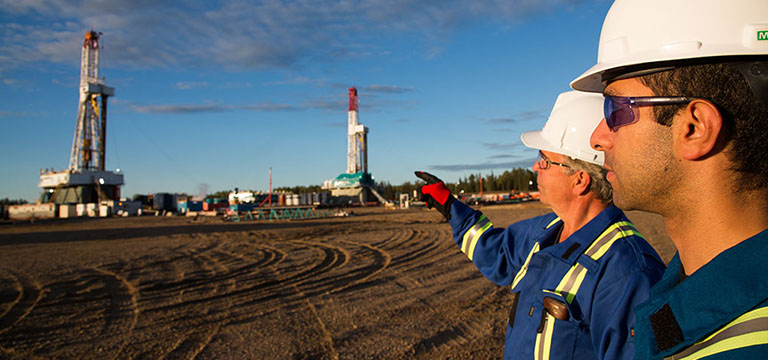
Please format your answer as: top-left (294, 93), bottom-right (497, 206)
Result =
top-left (636, 228), bottom-right (768, 356)
top-left (545, 205), bottom-right (624, 265)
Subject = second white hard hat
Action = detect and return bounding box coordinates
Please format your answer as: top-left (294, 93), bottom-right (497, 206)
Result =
top-left (571, 0), bottom-right (768, 92)
top-left (521, 91), bottom-right (604, 165)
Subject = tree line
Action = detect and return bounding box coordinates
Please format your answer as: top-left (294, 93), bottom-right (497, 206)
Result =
top-left (0, 198), bottom-right (28, 205)
top-left (378, 168), bottom-right (537, 200)
top-left (202, 168), bottom-right (537, 201)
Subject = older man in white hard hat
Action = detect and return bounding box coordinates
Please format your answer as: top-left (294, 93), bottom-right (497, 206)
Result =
top-left (573, 0), bottom-right (768, 358)
top-left (416, 91), bottom-right (665, 360)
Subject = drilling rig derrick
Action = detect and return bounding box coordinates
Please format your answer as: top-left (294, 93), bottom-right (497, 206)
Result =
top-left (38, 30), bottom-right (123, 205)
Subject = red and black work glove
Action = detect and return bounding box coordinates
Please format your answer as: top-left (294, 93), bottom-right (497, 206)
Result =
top-left (414, 171), bottom-right (455, 220)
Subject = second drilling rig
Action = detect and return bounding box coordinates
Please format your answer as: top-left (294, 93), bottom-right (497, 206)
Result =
top-left (323, 87), bottom-right (389, 205)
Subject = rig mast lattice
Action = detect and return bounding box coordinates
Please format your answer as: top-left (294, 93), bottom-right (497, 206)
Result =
top-left (69, 30), bottom-right (114, 171)
top-left (38, 30), bottom-right (123, 205)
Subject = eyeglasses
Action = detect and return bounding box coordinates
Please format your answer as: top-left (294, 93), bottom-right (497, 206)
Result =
top-left (603, 95), bottom-right (693, 132)
top-left (537, 151), bottom-right (570, 170)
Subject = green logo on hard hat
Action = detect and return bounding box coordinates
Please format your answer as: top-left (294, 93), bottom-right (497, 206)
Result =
top-left (759, 30), bottom-right (768, 41)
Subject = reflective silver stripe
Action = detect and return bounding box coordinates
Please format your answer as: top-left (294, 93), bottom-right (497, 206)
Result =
top-left (535, 313), bottom-right (555, 360)
top-left (541, 219), bottom-right (639, 357)
top-left (461, 215), bottom-right (491, 259)
top-left (556, 263), bottom-right (587, 300)
top-left (584, 222), bottom-right (636, 259)
top-left (666, 307), bottom-right (768, 360)
top-left (554, 222), bottom-right (637, 304)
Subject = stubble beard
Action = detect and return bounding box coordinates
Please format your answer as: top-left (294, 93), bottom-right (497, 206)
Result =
top-left (610, 128), bottom-right (678, 215)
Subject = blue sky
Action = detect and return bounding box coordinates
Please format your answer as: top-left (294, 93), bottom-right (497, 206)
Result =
top-left (0, 0), bottom-right (611, 201)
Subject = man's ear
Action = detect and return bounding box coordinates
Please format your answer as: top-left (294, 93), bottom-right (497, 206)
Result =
top-left (572, 170), bottom-right (592, 196)
top-left (678, 100), bottom-right (723, 160)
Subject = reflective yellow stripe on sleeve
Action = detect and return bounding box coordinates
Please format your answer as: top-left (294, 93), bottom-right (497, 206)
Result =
top-left (667, 306), bottom-right (768, 360)
top-left (461, 215), bottom-right (493, 261)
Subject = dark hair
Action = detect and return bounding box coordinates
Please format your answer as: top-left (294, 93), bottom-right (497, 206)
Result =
top-left (639, 63), bottom-right (768, 190)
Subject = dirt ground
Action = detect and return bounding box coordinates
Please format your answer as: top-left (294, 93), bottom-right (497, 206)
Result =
top-left (0, 202), bottom-right (673, 359)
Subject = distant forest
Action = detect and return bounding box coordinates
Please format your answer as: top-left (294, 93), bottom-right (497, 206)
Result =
top-left (0, 198), bottom-right (28, 205)
top-left (376, 168), bottom-right (537, 200)
top-left (206, 168), bottom-right (537, 201)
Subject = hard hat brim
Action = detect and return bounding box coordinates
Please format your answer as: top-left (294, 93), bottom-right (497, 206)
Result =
top-left (570, 63), bottom-right (607, 93)
top-left (520, 130), bottom-right (562, 157)
top-left (521, 129), bottom-right (604, 166)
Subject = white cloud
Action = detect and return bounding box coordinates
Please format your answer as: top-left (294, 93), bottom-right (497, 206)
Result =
top-left (430, 159), bottom-right (535, 171)
top-left (131, 103), bottom-right (229, 114)
top-left (365, 85), bottom-right (415, 94)
top-left (482, 142), bottom-right (524, 151)
top-left (0, 0), bottom-right (586, 71)
top-left (176, 81), bottom-right (209, 90)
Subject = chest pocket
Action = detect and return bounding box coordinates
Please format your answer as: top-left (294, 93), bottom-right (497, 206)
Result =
top-left (518, 221), bottom-right (642, 360)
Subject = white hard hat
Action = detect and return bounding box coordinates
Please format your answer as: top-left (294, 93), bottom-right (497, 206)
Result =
top-left (571, 0), bottom-right (768, 92)
top-left (521, 91), bottom-right (604, 165)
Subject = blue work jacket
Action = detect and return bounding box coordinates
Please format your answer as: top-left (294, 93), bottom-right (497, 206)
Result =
top-left (634, 228), bottom-right (768, 359)
top-left (449, 202), bottom-right (665, 360)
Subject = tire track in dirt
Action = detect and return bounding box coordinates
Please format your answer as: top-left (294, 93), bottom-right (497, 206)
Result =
top-left (373, 226), bottom-right (458, 290)
top-left (136, 240), bottom-right (233, 308)
top-left (262, 240), bottom-right (340, 360)
top-left (324, 220), bottom-right (503, 359)
top-left (165, 323), bottom-right (222, 359)
top-left (410, 317), bottom-right (491, 356)
top-left (246, 232), bottom-right (393, 303)
top-left (0, 207), bottom-right (564, 359)
top-left (0, 270), bottom-right (44, 337)
top-left (407, 286), bottom-right (506, 358)
top-left (363, 227), bottom-right (432, 291)
top-left (90, 267), bottom-right (139, 359)
top-left (114, 238), bottom-right (239, 359)
top-left (322, 239), bottom-right (391, 296)
top-left (208, 229), bottom-right (393, 360)
top-left (113, 232), bottom-right (346, 358)
top-left (140, 238), bottom-right (348, 316)
top-left (215, 239), bottom-right (350, 318)
top-left (3, 220), bottom-right (450, 359)
top-left (0, 268), bottom-right (143, 358)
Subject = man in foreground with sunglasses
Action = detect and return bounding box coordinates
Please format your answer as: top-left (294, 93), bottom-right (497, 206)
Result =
top-left (415, 91), bottom-right (665, 360)
top-left (572, 0), bottom-right (768, 358)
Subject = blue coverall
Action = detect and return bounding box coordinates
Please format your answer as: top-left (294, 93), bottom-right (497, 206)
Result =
top-left (633, 228), bottom-right (768, 359)
top-left (448, 201), bottom-right (666, 360)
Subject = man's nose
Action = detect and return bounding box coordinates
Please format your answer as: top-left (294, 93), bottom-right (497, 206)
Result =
top-left (590, 118), bottom-right (612, 151)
